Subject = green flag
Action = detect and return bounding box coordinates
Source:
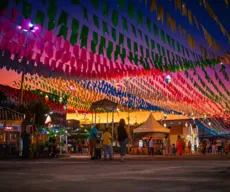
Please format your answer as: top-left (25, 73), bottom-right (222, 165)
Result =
top-left (103, 22), bottom-right (109, 35)
top-left (48, 4), bottom-right (57, 19)
top-left (91, 0), bottom-right (99, 9)
top-left (102, 2), bottom-right (109, 17)
top-left (119, 33), bottom-right (124, 45)
top-left (138, 29), bottom-right (143, 39)
top-left (166, 35), bottom-right (171, 46)
top-left (22, 1), bottom-right (32, 18)
top-left (177, 42), bottom-right (181, 52)
top-left (114, 45), bottom-right (120, 61)
top-left (122, 17), bottom-right (128, 31)
top-left (99, 36), bottom-right (106, 55)
top-left (58, 25), bottom-right (68, 40)
top-left (145, 35), bottom-right (149, 48)
top-left (157, 43), bottom-right (161, 54)
top-left (48, 19), bottom-right (56, 30)
top-left (71, 18), bottom-right (79, 33)
top-left (58, 10), bottom-right (68, 26)
top-left (161, 46), bottom-right (165, 56)
top-left (93, 14), bottom-right (99, 29)
top-left (151, 39), bottom-right (155, 50)
top-left (160, 30), bottom-right (165, 43)
top-left (128, 2), bottom-right (135, 19)
top-left (117, 0), bottom-right (125, 9)
top-left (137, 11), bottom-right (143, 25)
top-left (82, 6), bottom-right (88, 20)
top-left (112, 10), bottom-right (118, 27)
top-left (127, 38), bottom-right (132, 50)
top-left (92, 31), bottom-right (98, 44)
top-left (35, 10), bottom-right (45, 27)
top-left (112, 28), bottom-right (116, 41)
top-left (120, 48), bottom-right (126, 64)
top-left (70, 32), bottom-right (78, 46)
top-left (106, 41), bottom-right (113, 60)
top-left (132, 24), bottom-right (137, 37)
top-left (153, 24), bottom-right (158, 36)
top-left (146, 18), bottom-right (151, 32)
top-left (140, 45), bottom-right (144, 56)
top-left (134, 42), bottom-right (138, 53)
top-left (80, 25), bottom-right (89, 48)
top-left (171, 38), bottom-right (175, 50)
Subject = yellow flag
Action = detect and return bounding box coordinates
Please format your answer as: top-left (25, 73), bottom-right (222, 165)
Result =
top-left (182, 3), bottom-right (187, 16)
top-left (202, 26), bottom-right (212, 47)
top-left (187, 9), bottom-right (193, 25)
top-left (193, 16), bottom-right (200, 30)
top-left (166, 12), bottom-right (171, 26)
top-left (175, 0), bottom-right (181, 10)
top-left (150, 0), bottom-right (157, 12)
top-left (157, 5), bottom-right (164, 23)
top-left (178, 25), bottom-right (183, 36)
top-left (171, 19), bottom-right (176, 32)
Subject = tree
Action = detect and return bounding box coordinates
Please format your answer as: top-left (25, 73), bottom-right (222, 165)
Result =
top-left (29, 100), bottom-right (50, 125)
top-left (0, 91), bottom-right (7, 102)
top-left (18, 99), bottom-right (51, 126)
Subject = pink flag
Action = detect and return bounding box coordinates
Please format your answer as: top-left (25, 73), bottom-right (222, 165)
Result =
top-left (11, 8), bottom-right (18, 22)
top-left (44, 30), bottom-right (53, 42)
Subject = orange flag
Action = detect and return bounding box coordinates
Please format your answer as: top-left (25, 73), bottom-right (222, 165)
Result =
top-left (193, 16), bottom-right (200, 30)
top-left (150, 0), bottom-right (157, 12)
top-left (157, 5), bottom-right (164, 23)
top-left (175, 0), bottom-right (181, 11)
top-left (182, 3), bottom-right (187, 16)
top-left (187, 9), bottom-right (193, 25)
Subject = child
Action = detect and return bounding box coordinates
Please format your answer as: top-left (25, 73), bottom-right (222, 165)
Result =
top-left (172, 144), bottom-right (176, 156)
top-left (102, 128), bottom-right (113, 160)
top-left (95, 139), bottom-right (102, 160)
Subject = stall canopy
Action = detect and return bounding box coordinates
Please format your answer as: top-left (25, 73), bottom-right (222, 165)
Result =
top-left (0, 107), bottom-right (24, 121)
top-left (134, 113), bottom-right (170, 134)
top-left (90, 99), bottom-right (118, 111)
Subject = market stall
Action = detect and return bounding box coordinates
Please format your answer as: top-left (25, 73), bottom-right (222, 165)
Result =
top-left (0, 107), bottom-right (24, 158)
top-left (133, 113), bottom-right (170, 155)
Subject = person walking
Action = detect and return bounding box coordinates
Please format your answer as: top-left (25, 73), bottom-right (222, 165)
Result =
top-left (164, 135), bottom-right (169, 156)
top-left (177, 135), bottom-right (183, 156)
top-left (116, 119), bottom-right (132, 162)
top-left (148, 137), bottom-right (154, 157)
top-left (102, 127), bottom-right (113, 160)
top-left (212, 140), bottom-right (216, 154)
top-left (88, 124), bottom-right (99, 160)
top-left (188, 141), bottom-right (192, 155)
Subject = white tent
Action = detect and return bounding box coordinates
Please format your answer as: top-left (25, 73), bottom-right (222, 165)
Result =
top-left (134, 113), bottom-right (170, 134)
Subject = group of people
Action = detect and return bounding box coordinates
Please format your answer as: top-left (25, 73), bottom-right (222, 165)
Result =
top-left (88, 119), bottom-right (132, 162)
top-left (148, 135), bottom-right (183, 156)
top-left (199, 138), bottom-right (230, 155)
top-left (148, 135), bottom-right (230, 156)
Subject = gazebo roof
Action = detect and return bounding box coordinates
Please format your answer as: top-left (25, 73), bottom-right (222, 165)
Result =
top-left (90, 99), bottom-right (118, 111)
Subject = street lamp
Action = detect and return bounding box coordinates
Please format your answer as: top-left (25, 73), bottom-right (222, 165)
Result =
top-left (19, 22), bottom-right (40, 105)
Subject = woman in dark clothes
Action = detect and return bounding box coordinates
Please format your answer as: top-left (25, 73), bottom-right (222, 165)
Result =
top-left (116, 119), bottom-right (132, 162)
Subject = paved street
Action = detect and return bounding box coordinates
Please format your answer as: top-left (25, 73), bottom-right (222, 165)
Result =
top-left (0, 156), bottom-right (230, 192)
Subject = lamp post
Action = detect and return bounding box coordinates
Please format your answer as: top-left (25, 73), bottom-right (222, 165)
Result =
top-left (19, 22), bottom-right (38, 105)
